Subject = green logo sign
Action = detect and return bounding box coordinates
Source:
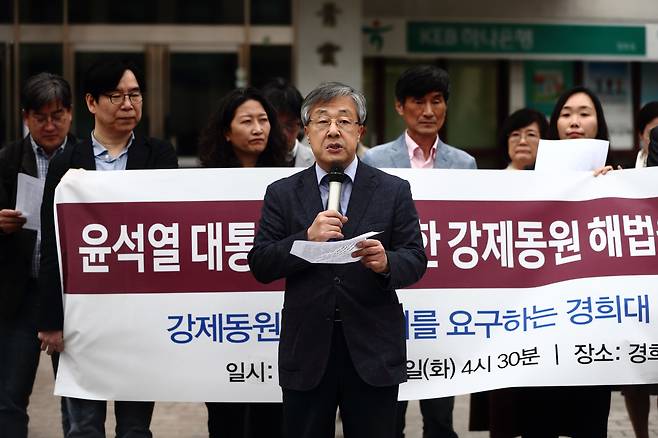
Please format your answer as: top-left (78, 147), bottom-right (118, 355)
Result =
top-left (408, 22), bottom-right (646, 56)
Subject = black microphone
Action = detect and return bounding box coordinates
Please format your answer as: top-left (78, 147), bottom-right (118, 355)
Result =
top-left (327, 165), bottom-right (346, 213)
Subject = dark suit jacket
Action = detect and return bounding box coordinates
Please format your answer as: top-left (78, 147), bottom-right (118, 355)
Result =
top-left (0, 134), bottom-right (76, 320)
top-left (37, 135), bottom-right (178, 331)
top-left (248, 162), bottom-right (427, 391)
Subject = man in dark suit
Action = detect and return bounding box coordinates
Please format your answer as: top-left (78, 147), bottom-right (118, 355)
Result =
top-left (248, 82), bottom-right (427, 438)
top-left (0, 72), bottom-right (75, 438)
top-left (37, 59), bottom-right (177, 438)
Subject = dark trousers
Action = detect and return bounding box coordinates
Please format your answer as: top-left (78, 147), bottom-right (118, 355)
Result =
top-left (206, 402), bottom-right (246, 438)
top-left (396, 397), bottom-right (457, 438)
top-left (246, 403), bottom-right (283, 438)
top-left (64, 398), bottom-right (154, 438)
top-left (282, 322), bottom-right (399, 438)
top-left (51, 352), bottom-right (71, 436)
top-left (520, 386), bottom-right (611, 438)
top-left (206, 402), bottom-right (283, 438)
top-left (0, 284), bottom-right (41, 438)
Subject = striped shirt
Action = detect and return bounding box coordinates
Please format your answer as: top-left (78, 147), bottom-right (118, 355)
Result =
top-left (30, 135), bottom-right (67, 277)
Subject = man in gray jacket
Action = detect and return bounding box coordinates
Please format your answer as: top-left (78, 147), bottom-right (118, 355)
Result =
top-left (362, 65), bottom-right (475, 171)
top-left (362, 65), bottom-right (475, 438)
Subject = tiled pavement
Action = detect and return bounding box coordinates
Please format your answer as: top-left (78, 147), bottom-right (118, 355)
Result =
top-left (27, 352), bottom-right (658, 437)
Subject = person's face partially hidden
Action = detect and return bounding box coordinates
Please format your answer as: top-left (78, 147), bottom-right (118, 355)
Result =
top-left (305, 96), bottom-right (363, 172)
top-left (278, 112), bottom-right (302, 151)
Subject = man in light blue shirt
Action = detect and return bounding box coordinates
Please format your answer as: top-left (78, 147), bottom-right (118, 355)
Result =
top-left (37, 58), bottom-right (177, 438)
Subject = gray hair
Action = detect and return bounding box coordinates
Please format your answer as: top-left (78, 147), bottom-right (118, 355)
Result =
top-left (301, 82), bottom-right (367, 126)
top-left (21, 72), bottom-right (72, 112)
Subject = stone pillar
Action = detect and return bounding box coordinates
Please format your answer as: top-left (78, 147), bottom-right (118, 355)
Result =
top-left (295, 0), bottom-right (363, 96)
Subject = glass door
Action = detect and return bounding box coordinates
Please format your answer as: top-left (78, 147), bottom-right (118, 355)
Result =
top-left (168, 51), bottom-right (238, 163)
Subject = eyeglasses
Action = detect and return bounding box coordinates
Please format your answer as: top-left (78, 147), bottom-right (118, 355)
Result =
top-left (508, 131), bottom-right (539, 143)
top-left (309, 117), bottom-right (360, 133)
top-left (103, 92), bottom-right (143, 105)
top-left (29, 109), bottom-right (69, 126)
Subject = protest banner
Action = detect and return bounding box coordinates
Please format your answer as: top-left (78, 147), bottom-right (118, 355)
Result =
top-left (53, 167), bottom-right (658, 401)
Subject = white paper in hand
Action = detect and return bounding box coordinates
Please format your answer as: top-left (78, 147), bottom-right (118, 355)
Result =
top-left (15, 173), bottom-right (45, 231)
top-left (290, 231), bottom-right (382, 264)
top-left (535, 139), bottom-right (609, 171)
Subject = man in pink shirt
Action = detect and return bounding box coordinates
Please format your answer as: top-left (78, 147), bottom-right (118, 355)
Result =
top-left (362, 65), bottom-right (476, 438)
top-left (363, 65), bottom-right (475, 171)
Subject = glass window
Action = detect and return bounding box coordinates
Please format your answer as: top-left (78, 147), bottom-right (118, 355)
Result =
top-left (174, 0), bottom-right (243, 24)
top-left (640, 63), bottom-right (658, 106)
top-left (251, 0), bottom-right (290, 25)
top-left (74, 52), bottom-right (146, 139)
top-left (524, 60), bottom-right (574, 117)
top-left (20, 44), bottom-right (63, 85)
top-left (446, 60), bottom-right (498, 152)
top-left (0, 0), bottom-right (12, 23)
top-left (584, 61), bottom-right (633, 150)
top-left (250, 45), bottom-right (291, 88)
top-left (169, 52), bottom-right (238, 157)
top-left (69, 0), bottom-right (243, 24)
top-left (20, 0), bottom-right (63, 23)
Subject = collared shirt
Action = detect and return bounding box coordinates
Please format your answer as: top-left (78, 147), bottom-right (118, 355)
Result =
top-left (30, 135), bottom-right (67, 179)
top-left (286, 140), bottom-right (300, 165)
top-left (92, 131), bottom-right (134, 171)
top-left (636, 148), bottom-right (648, 169)
top-left (315, 156), bottom-right (358, 215)
top-left (29, 135), bottom-right (68, 277)
top-left (405, 131), bottom-right (437, 169)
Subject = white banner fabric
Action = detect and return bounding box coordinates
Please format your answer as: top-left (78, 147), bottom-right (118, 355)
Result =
top-left (53, 167), bottom-right (658, 401)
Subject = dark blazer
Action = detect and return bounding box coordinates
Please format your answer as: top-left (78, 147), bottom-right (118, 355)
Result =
top-left (0, 134), bottom-right (76, 320)
top-left (248, 162), bottom-right (427, 391)
top-left (37, 135), bottom-right (178, 331)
